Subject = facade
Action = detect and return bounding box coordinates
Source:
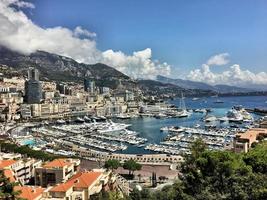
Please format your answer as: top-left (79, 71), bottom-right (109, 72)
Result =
top-left (233, 128), bottom-right (267, 153)
top-left (84, 78), bottom-right (95, 94)
top-left (0, 158), bottom-right (42, 185)
top-left (25, 80), bottom-right (42, 104)
top-left (35, 158), bottom-right (80, 187)
top-left (48, 170), bottom-right (111, 200)
top-left (25, 68), bottom-right (42, 104)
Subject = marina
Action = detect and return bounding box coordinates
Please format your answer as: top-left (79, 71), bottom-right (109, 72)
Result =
top-left (9, 95), bottom-right (267, 155)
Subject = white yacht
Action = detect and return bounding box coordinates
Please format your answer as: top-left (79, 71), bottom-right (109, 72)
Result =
top-left (176, 93), bottom-right (191, 118)
top-left (218, 116), bottom-right (229, 122)
top-left (56, 119), bottom-right (66, 124)
top-left (227, 108), bottom-right (243, 123)
top-left (204, 115), bottom-right (217, 122)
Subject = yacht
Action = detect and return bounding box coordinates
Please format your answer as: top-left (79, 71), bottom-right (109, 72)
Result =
top-left (160, 126), bottom-right (169, 132)
top-left (116, 114), bottom-right (131, 119)
top-left (227, 108), bottom-right (243, 123)
top-left (204, 115), bottom-right (217, 122)
top-left (218, 116), bottom-right (229, 122)
top-left (56, 119), bottom-right (66, 124)
top-left (176, 93), bottom-right (191, 118)
top-left (84, 116), bottom-right (91, 122)
top-left (75, 117), bottom-right (85, 123)
top-left (195, 108), bottom-right (207, 113)
top-left (214, 99), bottom-right (224, 104)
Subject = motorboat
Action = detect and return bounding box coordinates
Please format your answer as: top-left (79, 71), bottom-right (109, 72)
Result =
top-left (204, 115), bottom-right (217, 122)
top-left (84, 116), bottom-right (91, 122)
top-left (116, 114), bottom-right (131, 119)
top-left (218, 116), bottom-right (228, 122)
top-left (155, 113), bottom-right (168, 119)
top-left (195, 108), bottom-right (207, 113)
top-left (213, 99), bottom-right (224, 104)
top-left (75, 117), bottom-right (85, 123)
top-left (160, 126), bottom-right (169, 132)
top-left (56, 119), bottom-right (66, 124)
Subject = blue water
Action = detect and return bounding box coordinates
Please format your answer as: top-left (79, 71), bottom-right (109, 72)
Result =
top-left (22, 139), bottom-right (35, 146)
top-left (115, 95), bottom-right (267, 154)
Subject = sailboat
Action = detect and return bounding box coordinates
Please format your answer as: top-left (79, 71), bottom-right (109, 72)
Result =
top-left (176, 93), bottom-right (191, 118)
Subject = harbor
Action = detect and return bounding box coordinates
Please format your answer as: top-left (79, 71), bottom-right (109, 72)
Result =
top-left (7, 95), bottom-right (266, 156)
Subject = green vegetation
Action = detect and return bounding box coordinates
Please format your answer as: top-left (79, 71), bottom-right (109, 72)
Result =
top-left (100, 139), bottom-right (267, 200)
top-left (128, 139), bottom-right (267, 200)
top-left (0, 142), bottom-right (60, 161)
top-left (0, 170), bottom-right (21, 200)
top-left (104, 159), bottom-right (121, 171)
top-left (123, 159), bottom-right (142, 175)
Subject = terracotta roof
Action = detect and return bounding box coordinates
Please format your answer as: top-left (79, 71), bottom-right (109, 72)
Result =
top-left (237, 128), bottom-right (267, 141)
top-left (70, 171), bottom-right (102, 189)
top-left (43, 159), bottom-right (72, 169)
top-left (3, 169), bottom-right (16, 182)
top-left (49, 180), bottom-right (74, 192)
top-left (0, 159), bottom-right (17, 169)
top-left (50, 171), bottom-right (102, 192)
top-left (14, 186), bottom-right (44, 200)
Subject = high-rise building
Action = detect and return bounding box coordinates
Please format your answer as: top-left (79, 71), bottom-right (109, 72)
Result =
top-left (84, 78), bottom-right (95, 94)
top-left (25, 68), bottom-right (42, 104)
top-left (27, 68), bottom-right (39, 81)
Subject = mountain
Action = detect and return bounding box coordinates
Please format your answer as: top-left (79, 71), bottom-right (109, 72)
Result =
top-left (137, 79), bottom-right (215, 97)
top-left (156, 75), bottom-right (256, 93)
top-left (0, 46), bottom-right (130, 89)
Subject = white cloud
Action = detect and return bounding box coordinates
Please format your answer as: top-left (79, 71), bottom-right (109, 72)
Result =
top-left (187, 64), bottom-right (267, 87)
top-left (0, 0), bottom-right (171, 79)
top-left (102, 48), bottom-right (171, 79)
top-left (73, 26), bottom-right (96, 38)
top-left (206, 53), bottom-right (229, 66)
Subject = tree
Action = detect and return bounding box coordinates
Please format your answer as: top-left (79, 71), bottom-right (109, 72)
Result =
top-left (104, 159), bottom-right (121, 171)
top-left (123, 159), bottom-right (142, 176)
top-left (0, 170), bottom-right (21, 200)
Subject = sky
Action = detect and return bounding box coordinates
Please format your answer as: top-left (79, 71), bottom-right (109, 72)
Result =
top-left (0, 0), bottom-right (267, 88)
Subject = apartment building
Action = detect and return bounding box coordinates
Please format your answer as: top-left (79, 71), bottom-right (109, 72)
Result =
top-left (233, 128), bottom-right (267, 153)
top-left (0, 158), bottom-right (41, 185)
top-left (47, 170), bottom-right (111, 200)
top-left (35, 158), bottom-right (80, 187)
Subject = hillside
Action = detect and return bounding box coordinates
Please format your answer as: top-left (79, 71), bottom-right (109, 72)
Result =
top-left (0, 46), bottom-right (130, 88)
top-left (157, 75), bottom-right (256, 93)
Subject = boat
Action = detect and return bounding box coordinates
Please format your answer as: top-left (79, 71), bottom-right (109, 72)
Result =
top-left (176, 93), bottom-right (191, 118)
top-left (160, 126), bottom-right (169, 132)
top-left (155, 113), bottom-right (168, 119)
top-left (84, 116), bottom-right (91, 122)
top-left (204, 115), bottom-right (217, 122)
top-left (75, 117), bottom-right (85, 123)
top-left (192, 97), bottom-right (199, 101)
top-left (213, 99), bottom-right (224, 104)
top-left (218, 116), bottom-right (228, 122)
top-left (56, 119), bottom-right (66, 124)
top-left (194, 124), bottom-right (201, 128)
top-left (116, 114), bottom-right (131, 119)
top-left (227, 108), bottom-right (243, 123)
top-left (195, 108), bottom-right (207, 113)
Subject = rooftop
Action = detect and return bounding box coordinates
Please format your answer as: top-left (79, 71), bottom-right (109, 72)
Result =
top-left (50, 171), bottom-right (102, 192)
top-left (14, 186), bottom-right (44, 200)
top-left (236, 128), bottom-right (267, 142)
top-left (42, 158), bottom-right (73, 169)
top-left (0, 159), bottom-right (17, 169)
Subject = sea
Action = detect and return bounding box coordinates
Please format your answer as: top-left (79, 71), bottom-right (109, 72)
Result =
top-left (114, 95), bottom-right (267, 154)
